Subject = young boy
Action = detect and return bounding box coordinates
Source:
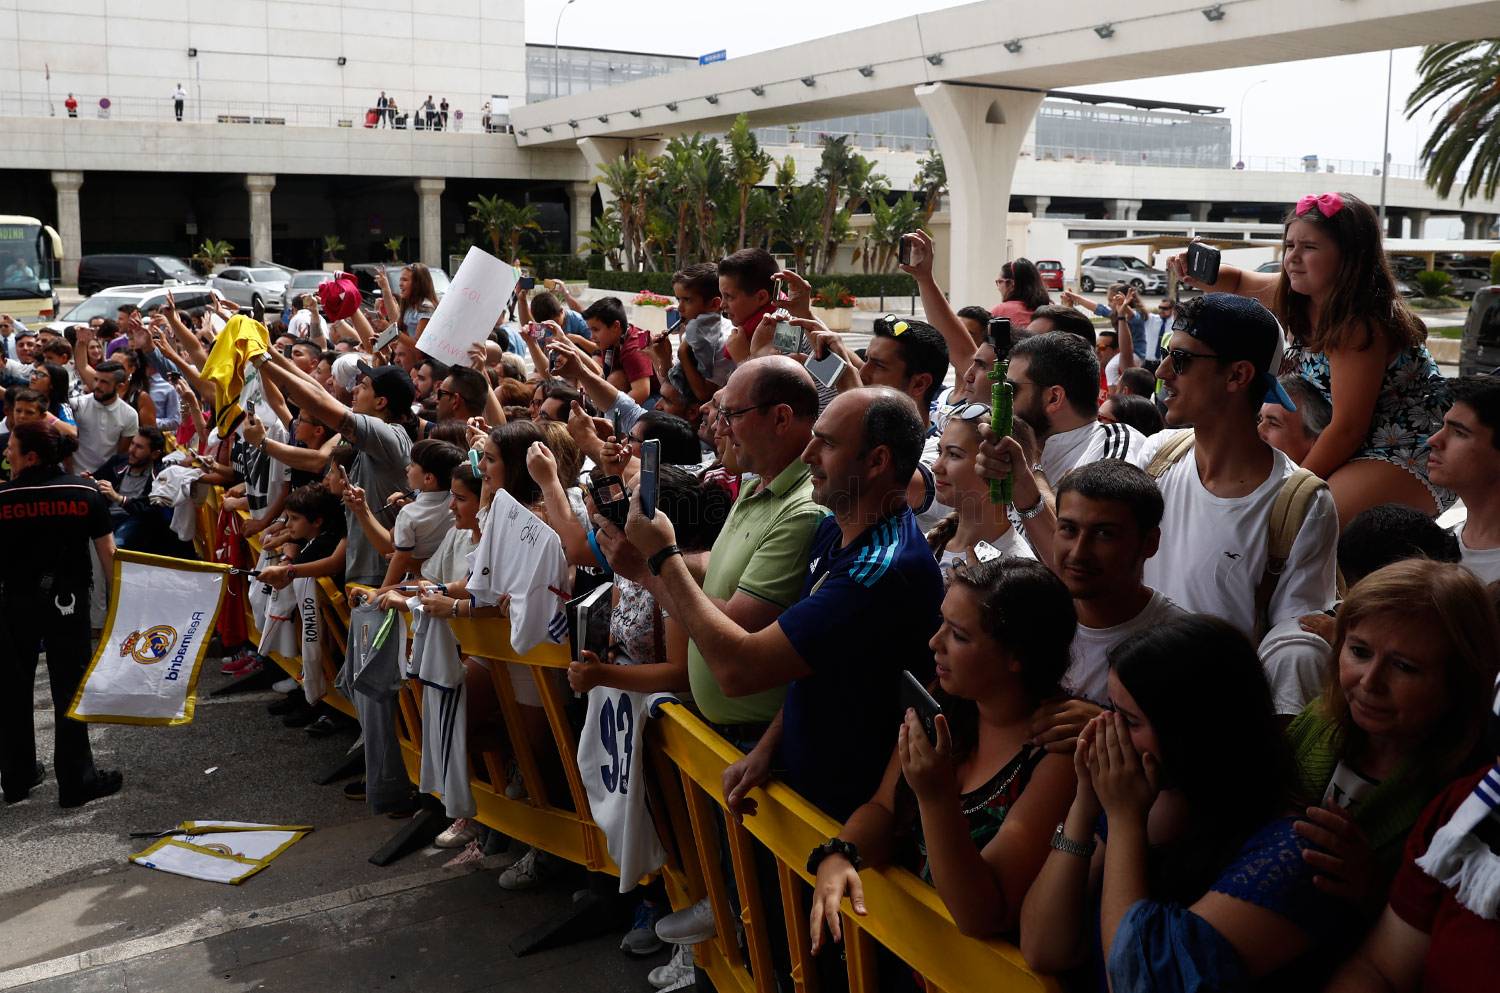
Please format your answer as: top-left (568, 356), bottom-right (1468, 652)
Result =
top-left (581, 297), bottom-right (658, 405)
top-left (718, 248), bottom-right (779, 366)
top-left (381, 439), bottom-right (465, 588)
top-left (258, 482), bottom-right (348, 592)
top-left (658, 262), bottom-right (734, 414)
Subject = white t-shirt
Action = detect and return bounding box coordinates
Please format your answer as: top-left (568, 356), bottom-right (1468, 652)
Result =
top-left (421, 526), bottom-right (479, 585)
top-left (1065, 590), bottom-right (1184, 705)
top-left (1040, 419), bottom-right (1145, 484)
top-left (1103, 352), bottom-right (1122, 388)
top-left (468, 489), bottom-right (569, 655)
top-left (393, 490), bottom-right (454, 560)
top-left (287, 309), bottom-right (319, 339)
top-left (1130, 430), bottom-right (1339, 640)
top-left (1259, 615), bottom-right (1333, 716)
top-left (1453, 521), bottom-right (1500, 584)
top-left (72, 393), bottom-right (139, 475)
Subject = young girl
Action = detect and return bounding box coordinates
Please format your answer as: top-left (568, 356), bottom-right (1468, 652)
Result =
top-left (926, 405), bottom-right (1035, 578)
top-left (1022, 614), bottom-right (1351, 990)
top-left (377, 263), bottom-right (438, 343)
top-left (1170, 192), bottom-right (1452, 523)
top-left (810, 558), bottom-right (1077, 949)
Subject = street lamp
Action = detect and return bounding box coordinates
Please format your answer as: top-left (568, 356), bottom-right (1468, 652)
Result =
top-left (1237, 78), bottom-right (1269, 166)
top-left (552, 0), bottom-right (577, 101)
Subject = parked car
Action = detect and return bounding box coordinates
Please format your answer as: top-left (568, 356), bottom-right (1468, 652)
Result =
top-left (78, 254), bottom-right (205, 296)
top-left (1256, 260), bottom-right (1282, 274)
top-left (1444, 267), bottom-right (1493, 301)
top-left (1034, 259), bottom-right (1065, 291)
top-left (1077, 255), bottom-right (1166, 294)
top-left (1460, 285), bottom-right (1500, 378)
top-left (44, 284), bottom-right (215, 331)
top-left (280, 270), bottom-right (336, 324)
top-left (350, 263), bottom-right (450, 311)
top-left (210, 266), bottom-right (288, 311)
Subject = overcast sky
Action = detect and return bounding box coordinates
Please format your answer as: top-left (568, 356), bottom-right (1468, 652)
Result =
top-left (525, 0), bottom-right (1441, 172)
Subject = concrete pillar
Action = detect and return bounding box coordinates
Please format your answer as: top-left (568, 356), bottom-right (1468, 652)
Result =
top-left (915, 82), bottom-right (1044, 305)
top-left (414, 177), bottom-right (445, 269)
top-left (577, 136), bottom-right (667, 213)
top-left (51, 171), bottom-right (84, 286)
top-left (244, 174), bottom-right (276, 264)
top-left (1463, 213), bottom-right (1495, 240)
top-left (1020, 195), bottom-right (1050, 217)
top-left (1405, 209), bottom-right (1430, 239)
top-left (570, 181), bottom-right (594, 256)
top-left (1104, 198), bottom-right (1143, 221)
top-left (1189, 202), bottom-right (1212, 223)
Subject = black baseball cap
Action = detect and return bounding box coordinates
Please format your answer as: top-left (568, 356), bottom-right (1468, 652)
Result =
top-left (355, 361), bottom-right (415, 412)
top-left (1173, 293), bottom-right (1296, 410)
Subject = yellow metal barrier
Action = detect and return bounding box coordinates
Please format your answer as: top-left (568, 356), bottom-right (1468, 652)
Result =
top-left (198, 484), bottom-right (1057, 993)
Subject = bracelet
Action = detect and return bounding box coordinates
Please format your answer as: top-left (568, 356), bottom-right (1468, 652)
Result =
top-left (647, 544), bottom-right (682, 576)
top-left (1015, 494), bottom-right (1045, 521)
top-left (1050, 822), bottom-right (1096, 859)
top-left (807, 838), bottom-right (862, 875)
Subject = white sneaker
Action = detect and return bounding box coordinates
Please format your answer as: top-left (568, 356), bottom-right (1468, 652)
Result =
top-left (272, 677), bottom-right (298, 694)
top-left (655, 898), bottom-right (715, 944)
top-left (497, 847), bottom-right (548, 890)
top-left (648, 943), bottom-right (694, 989)
top-left (434, 817), bottom-right (478, 849)
top-left (442, 838), bottom-right (485, 868)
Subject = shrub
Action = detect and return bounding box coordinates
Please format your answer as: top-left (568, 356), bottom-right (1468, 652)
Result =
top-left (1491, 251), bottom-right (1500, 287)
top-left (1415, 270), bottom-right (1453, 298)
top-left (813, 283), bottom-right (855, 308)
top-left (632, 291), bottom-right (673, 308)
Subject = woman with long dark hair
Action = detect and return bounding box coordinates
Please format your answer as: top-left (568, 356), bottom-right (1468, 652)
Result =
top-left (1022, 614), bottom-right (1352, 989)
top-left (1170, 192), bottom-right (1451, 524)
top-left (808, 558), bottom-right (1077, 948)
top-left (377, 262), bottom-right (439, 343)
top-left (28, 362), bottom-right (77, 440)
top-left (116, 348), bottom-right (158, 426)
top-left (990, 258), bottom-right (1052, 329)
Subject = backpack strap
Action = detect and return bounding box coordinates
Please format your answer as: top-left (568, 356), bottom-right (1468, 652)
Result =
top-left (1145, 429), bottom-right (1196, 480)
top-left (1253, 468), bottom-right (1327, 641)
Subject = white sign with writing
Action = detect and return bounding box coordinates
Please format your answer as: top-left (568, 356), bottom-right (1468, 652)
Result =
top-left (416, 246), bottom-right (517, 367)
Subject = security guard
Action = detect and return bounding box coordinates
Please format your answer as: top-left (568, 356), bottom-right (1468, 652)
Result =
top-left (0, 421), bottom-right (123, 807)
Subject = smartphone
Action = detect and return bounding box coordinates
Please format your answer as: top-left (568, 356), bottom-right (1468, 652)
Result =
top-left (898, 235), bottom-right (913, 267)
top-left (1186, 242), bottom-right (1221, 285)
top-left (252, 297), bottom-right (266, 324)
top-left (973, 540), bottom-right (1003, 563)
top-left (589, 474), bottom-right (630, 528)
top-left (611, 410), bottom-right (622, 439)
top-left (639, 438), bottom-right (661, 520)
top-left (667, 307), bottom-right (682, 332)
top-left (900, 669), bottom-right (943, 745)
top-left (372, 324), bottom-right (402, 352)
top-left (772, 321), bottom-right (800, 355)
top-left (518, 276), bottom-right (536, 291)
top-left (987, 317), bottom-right (1013, 361)
top-left (805, 351), bottom-right (846, 389)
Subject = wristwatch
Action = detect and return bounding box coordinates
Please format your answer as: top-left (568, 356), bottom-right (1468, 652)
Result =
top-left (807, 838), bottom-right (862, 875)
top-left (1014, 494), bottom-right (1046, 521)
top-left (647, 544), bottom-right (682, 576)
top-left (1050, 822), bottom-right (1096, 859)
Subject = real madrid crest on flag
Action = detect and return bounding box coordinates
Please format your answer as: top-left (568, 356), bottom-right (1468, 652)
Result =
top-left (68, 551), bottom-right (230, 726)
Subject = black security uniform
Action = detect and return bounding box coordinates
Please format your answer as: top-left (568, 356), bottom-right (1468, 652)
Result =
top-left (0, 464), bottom-right (114, 804)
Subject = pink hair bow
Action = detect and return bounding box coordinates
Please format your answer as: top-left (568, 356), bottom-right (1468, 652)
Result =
top-left (1295, 193), bottom-right (1344, 218)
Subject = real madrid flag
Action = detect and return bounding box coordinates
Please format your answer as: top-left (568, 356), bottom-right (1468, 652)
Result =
top-left (68, 551), bottom-right (229, 725)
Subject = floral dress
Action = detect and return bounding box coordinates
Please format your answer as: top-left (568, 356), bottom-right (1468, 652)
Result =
top-left (1286, 342), bottom-right (1455, 512)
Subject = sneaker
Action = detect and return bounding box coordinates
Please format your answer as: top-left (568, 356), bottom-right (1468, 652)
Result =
top-left (282, 707), bottom-right (317, 729)
top-left (272, 677), bottom-right (299, 694)
top-left (435, 817), bottom-right (478, 849)
top-left (443, 838), bottom-right (486, 868)
top-left (59, 769), bottom-right (124, 809)
top-left (655, 898), bottom-right (715, 945)
top-left (648, 943), bottom-right (694, 989)
top-left (621, 900), bottom-right (665, 956)
top-left (343, 780), bottom-right (367, 800)
top-left (220, 652), bottom-right (260, 676)
top-left (497, 847), bottom-right (549, 891)
top-left (304, 715), bottom-right (343, 737)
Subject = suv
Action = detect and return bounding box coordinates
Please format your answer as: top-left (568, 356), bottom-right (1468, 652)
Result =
top-left (78, 254), bottom-right (205, 296)
top-left (43, 284), bottom-right (216, 331)
top-left (1460, 285), bottom-right (1500, 378)
top-left (1035, 259), bottom-right (1065, 291)
top-left (210, 266), bottom-right (288, 311)
top-left (1078, 255), bottom-right (1166, 294)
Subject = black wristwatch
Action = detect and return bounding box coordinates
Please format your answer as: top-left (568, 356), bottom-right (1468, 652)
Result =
top-left (647, 544), bottom-right (682, 576)
top-left (807, 838), bottom-right (862, 875)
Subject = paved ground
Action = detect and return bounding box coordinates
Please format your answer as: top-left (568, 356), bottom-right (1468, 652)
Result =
top-left (0, 660), bottom-right (672, 992)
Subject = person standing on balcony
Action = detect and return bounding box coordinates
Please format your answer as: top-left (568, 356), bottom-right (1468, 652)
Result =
top-left (438, 97), bottom-right (449, 130)
top-left (171, 83), bottom-right (186, 122)
top-left (64, 93), bottom-right (78, 118)
top-left (376, 91), bottom-right (389, 128)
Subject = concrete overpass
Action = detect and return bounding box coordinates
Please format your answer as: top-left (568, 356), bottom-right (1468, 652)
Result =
top-left (511, 0), bottom-right (1500, 303)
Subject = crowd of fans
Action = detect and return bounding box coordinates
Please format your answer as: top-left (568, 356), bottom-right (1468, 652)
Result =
top-left (2, 188), bottom-right (1499, 993)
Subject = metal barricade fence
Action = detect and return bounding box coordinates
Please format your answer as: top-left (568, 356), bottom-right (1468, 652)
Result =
top-left (197, 487), bottom-right (1057, 993)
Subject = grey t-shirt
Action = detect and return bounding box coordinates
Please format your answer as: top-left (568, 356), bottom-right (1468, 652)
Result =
top-left (344, 412), bottom-right (412, 586)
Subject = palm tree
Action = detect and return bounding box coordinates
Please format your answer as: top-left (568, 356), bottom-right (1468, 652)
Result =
top-left (598, 154), bottom-right (654, 271)
top-left (727, 114), bottom-right (773, 250)
top-left (913, 150), bottom-right (948, 224)
top-left (1406, 40), bottom-right (1500, 203)
top-left (587, 207), bottom-right (623, 271)
top-left (779, 185), bottom-right (825, 273)
top-left (383, 236), bottom-right (403, 262)
top-left (867, 193), bottom-right (923, 273)
top-left (813, 136), bottom-right (859, 273)
top-left (658, 137), bottom-right (699, 268)
top-left (467, 194), bottom-right (542, 261)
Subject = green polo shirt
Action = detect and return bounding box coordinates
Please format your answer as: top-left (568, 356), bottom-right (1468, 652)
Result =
top-left (689, 459), bottom-right (826, 726)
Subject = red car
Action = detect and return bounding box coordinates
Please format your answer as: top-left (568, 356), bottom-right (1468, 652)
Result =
top-left (1036, 259), bottom-right (1065, 291)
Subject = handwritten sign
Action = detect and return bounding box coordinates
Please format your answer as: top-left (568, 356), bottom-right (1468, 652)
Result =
top-left (416, 246), bottom-right (517, 367)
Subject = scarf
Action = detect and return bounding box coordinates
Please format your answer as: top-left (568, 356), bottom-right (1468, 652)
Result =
top-left (1416, 677), bottom-right (1500, 920)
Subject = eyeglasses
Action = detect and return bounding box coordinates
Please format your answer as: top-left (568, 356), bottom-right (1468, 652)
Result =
top-left (434, 387), bottom-right (455, 400)
top-left (949, 402), bottom-right (990, 422)
top-left (716, 402), bottom-right (771, 425)
top-left (1164, 347), bottom-right (1218, 375)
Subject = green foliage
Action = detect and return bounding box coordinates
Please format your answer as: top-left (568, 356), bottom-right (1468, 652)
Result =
top-left (383, 236), bottom-right (403, 262)
top-left (195, 238), bottom-right (235, 267)
top-left (467, 193), bottom-right (542, 262)
top-left (1406, 41), bottom-right (1500, 204)
top-left (1491, 250), bottom-right (1500, 286)
top-left (587, 269), bottom-right (917, 298)
top-left (1415, 269), bottom-right (1454, 297)
top-left (527, 254), bottom-right (594, 280)
top-left (321, 235), bottom-right (346, 261)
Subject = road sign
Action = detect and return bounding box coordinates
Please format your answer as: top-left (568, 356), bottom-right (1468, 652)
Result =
top-left (699, 50), bottom-right (726, 65)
